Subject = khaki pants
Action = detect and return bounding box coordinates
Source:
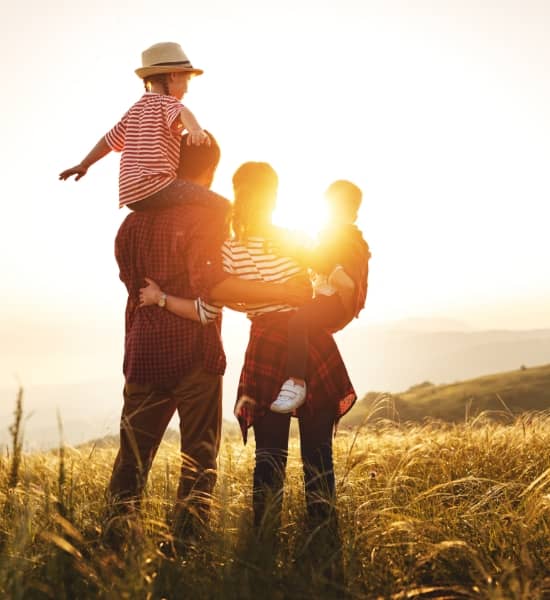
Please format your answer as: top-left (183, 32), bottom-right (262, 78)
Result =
top-left (108, 367), bottom-right (222, 524)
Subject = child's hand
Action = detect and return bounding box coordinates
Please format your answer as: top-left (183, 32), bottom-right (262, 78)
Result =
top-left (59, 164), bottom-right (88, 181)
top-left (139, 277), bottom-right (162, 307)
top-left (186, 129), bottom-right (211, 146)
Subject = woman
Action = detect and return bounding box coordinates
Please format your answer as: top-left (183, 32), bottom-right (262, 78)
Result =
top-left (140, 161), bottom-right (357, 534)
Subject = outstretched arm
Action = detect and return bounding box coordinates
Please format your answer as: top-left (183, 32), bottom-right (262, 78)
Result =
top-left (59, 136), bottom-right (111, 181)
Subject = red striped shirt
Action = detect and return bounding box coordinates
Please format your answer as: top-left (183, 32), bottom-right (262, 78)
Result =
top-left (104, 93), bottom-right (184, 208)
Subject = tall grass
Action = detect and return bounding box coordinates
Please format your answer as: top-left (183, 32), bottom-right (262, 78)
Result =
top-left (1, 395), bottom-right (549, 599)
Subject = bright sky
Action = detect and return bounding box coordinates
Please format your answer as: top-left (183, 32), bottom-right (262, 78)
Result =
top-left (1, 0), bottom-right (549, 397)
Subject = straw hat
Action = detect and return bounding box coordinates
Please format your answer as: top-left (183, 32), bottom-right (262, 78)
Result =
top-left (135, 42), bottom-right (203, 79)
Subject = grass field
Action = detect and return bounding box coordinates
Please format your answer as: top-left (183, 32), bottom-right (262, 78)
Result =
top-left (1, 391), bottom-right (550, 599)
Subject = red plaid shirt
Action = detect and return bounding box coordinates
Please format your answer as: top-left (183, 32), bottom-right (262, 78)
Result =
top-left (236, 311), bottom-right (356, 443)
top-left (115, 183), bottom-right (231, 384)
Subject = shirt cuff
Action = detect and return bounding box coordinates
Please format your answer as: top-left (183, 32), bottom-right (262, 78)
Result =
top-left (195, 298), bottom-right (223, 325)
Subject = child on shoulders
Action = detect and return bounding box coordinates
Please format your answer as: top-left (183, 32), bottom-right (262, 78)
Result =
top-left (59, 42), bottom-right (212, 211)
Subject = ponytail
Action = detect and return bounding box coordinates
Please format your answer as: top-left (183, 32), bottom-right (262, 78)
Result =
top-left (232, 162), bottom-right (278, 241)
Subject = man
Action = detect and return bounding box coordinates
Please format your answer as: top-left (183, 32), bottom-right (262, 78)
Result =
top-left (108, 132), bottom-right (307, 547)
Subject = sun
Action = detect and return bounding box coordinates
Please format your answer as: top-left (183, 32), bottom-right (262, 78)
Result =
top-left (272, 179), bottom-right (328, 241)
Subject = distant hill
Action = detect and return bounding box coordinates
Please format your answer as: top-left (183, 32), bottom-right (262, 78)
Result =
top-left (2, 325), bottom-right (549, 449)
top-left (77, 364), bottom-right (550, 448)
top-left (336, 326), bottom-right (550, 395)
top-left (341, 363), bottom-right (550, 427)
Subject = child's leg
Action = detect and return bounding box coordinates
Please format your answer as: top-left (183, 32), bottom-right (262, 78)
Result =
top-left (285, 309), bottom-right (308, 381)
top-left (271, 295), bottom-right (344, 414)
top-left (129, 180), bottom-right (228, 212)
top-left (286, 294), bottom-right (345, 380)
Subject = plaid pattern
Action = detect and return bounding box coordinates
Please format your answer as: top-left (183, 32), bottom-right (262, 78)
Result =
top-left (235, 311), bottom-right (356, 442)
top-left (115, 184), bottom-right (231, 384)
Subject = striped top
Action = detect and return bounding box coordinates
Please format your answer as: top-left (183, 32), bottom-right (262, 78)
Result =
top-left (196, 236), bottom-right (305, 323)
top-left (104, 93), bottom-right (184, 208)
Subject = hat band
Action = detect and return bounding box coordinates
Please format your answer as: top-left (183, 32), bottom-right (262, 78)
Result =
top-left (151, 60), bottom-right (193, 67)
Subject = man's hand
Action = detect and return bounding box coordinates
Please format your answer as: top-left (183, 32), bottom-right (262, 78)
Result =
top-left (59, 163), bottom-right (89, 181)
top-left (139, 277), bottom-right (162, 307)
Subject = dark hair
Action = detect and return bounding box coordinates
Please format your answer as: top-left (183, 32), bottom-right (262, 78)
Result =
top-left (143, 73), bottom-right (170, 95)
top-left (177, 131), bottom-right (221, 179)
top-left (232, 162), bottom-right (278, 240)
top-left (325, 179), bottom-right (363, 221)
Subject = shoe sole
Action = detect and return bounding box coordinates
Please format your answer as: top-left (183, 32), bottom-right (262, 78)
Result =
top-left (270, 397), bottom-right (306, 414)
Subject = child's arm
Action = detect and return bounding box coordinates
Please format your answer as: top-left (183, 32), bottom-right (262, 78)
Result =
top-left (58, 136), bottom-right (112, 181)
top-left (179, 106), bottom-right (210, 146)
top-left (328, 266), bottom-right (356, 318)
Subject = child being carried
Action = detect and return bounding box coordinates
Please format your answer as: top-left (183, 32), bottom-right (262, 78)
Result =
top-left (270, 179), bottom-right (371, 413)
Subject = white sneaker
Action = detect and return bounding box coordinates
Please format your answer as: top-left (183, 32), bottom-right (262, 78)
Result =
top-left (270, 379), bottom-right (307, 413)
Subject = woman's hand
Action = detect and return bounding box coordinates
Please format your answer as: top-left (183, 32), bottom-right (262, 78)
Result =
top-left (282, 277), bottom-right (312, 306)
top-left (139, 277), bottom-right (162, 307)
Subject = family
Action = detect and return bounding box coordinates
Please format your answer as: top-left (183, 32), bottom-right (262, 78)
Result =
top-left (59, 42), bottom-right (370, 554)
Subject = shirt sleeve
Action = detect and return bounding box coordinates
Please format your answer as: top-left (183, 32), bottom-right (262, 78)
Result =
top-left (164, 96), bottom-right (184, 127)
top-left (195, 298), bottom-right (223, 324)
top-left (179, 203), bottom-right (231, 299)
top-left (104, 111), bottom-right (129, 152)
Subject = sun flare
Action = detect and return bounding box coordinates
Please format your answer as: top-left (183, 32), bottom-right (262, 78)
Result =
top-left (272, 180), bottom-right (328, 241)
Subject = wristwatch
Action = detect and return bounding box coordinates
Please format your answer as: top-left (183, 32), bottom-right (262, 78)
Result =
top-left (158, 292), bottom-right (167, 308)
